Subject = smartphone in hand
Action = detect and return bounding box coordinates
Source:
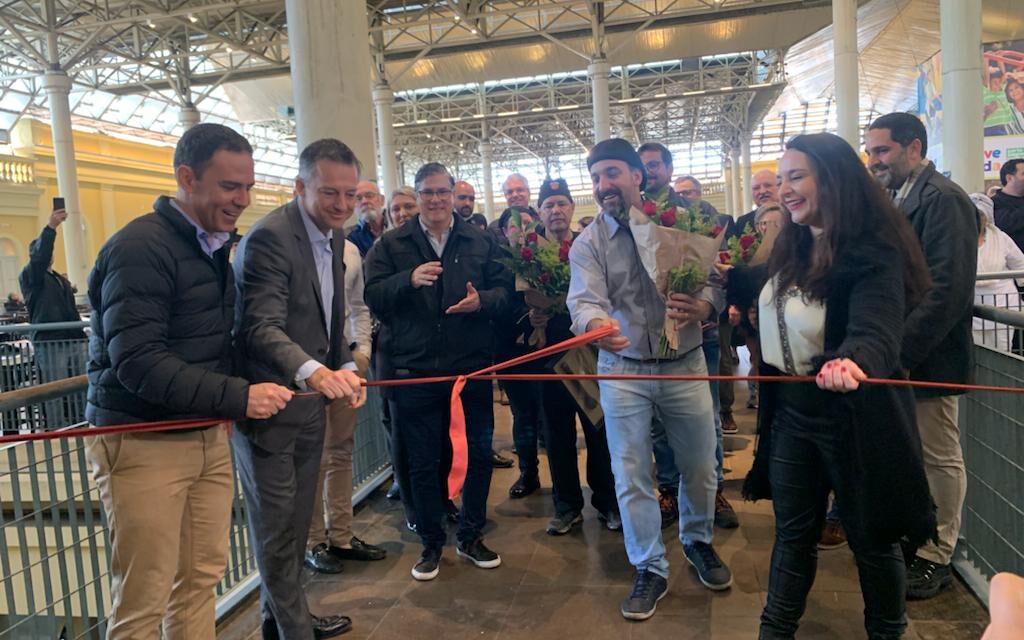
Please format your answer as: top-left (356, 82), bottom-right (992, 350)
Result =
top-left (53, 196), bottom-right (65, 211)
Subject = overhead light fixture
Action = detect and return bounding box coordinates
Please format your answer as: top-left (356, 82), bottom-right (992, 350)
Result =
top-left (472, 113), bottom-right (485, 118)
top-left (557, 104), bottom-right (578, 110)
top-left (497, 110), bottom-right (518, 116)
top-left (226, 46), bottom-right (233, 53)
top-left (470, 28), bottom-right (478, 34)
top-left (654, 92), bottom-right (668, 98)
top-left (530, 107), bottom-right (543, 112)
top-left (147, 20), bottom-right (156, 28)
top-left (454, 15), bottom-right (461, 21)
top-left (618, 98), bottom-right (640, 104)
top-left (416, 118), bottom-right (428, 123)
top-left (188, 14), bottom-right (198, 23)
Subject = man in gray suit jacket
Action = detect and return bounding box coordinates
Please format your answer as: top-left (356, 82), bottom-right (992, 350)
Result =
top-left (233, 139), bottom-right (366, 640)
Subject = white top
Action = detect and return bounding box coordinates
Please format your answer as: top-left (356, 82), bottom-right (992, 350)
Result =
top-left (758, 276), bottom-right (827, 376)
top-left (342, 239), bottom-right (372, 360)
top-left (973, 225), bottom-right (1024, 351)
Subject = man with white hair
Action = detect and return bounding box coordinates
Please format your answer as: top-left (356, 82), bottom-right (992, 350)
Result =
top-left (347, 180), bottom-right (387, 257)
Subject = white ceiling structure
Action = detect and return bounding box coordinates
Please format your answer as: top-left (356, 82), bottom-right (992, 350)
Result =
top-left (1, 0), bottom-right (1022, 189)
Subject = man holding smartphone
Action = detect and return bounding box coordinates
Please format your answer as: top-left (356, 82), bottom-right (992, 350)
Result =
top-left (19, 198), bottom-right (87, 428)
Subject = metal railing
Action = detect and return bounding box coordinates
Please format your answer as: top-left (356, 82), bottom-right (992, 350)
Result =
top-left (0, 322), bottom-right (392, 638)
top-left (955, 299), bottom-right (1024, 606)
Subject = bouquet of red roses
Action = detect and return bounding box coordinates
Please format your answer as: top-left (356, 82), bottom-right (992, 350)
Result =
top-left (717, 222), bottom-right (777, 267)
top-left (630, 197), bottom-right (725, 357)
top-left (499, 208), bottom-right (572, 347)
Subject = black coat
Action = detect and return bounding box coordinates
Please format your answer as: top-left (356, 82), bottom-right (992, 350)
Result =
top-left (992, 189), bottom-right (1024, 252)
top-left (733, 243), bottom-right (937, 549)
top-left (364, 214), bottom-right (512, 376)
top-left (86, 196), bottom-right (249, 426)
top-left (899, 162), bottom-right (978, 397)
top-left (19, 226), bottom-right (85, 340)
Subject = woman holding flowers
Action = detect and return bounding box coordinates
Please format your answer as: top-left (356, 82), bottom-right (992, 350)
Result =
top-left (729, 133), bottom-right (935, 639)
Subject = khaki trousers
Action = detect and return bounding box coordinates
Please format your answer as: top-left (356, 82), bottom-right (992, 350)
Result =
top-left (914, 396), bottom-right (965, 566)
top-left (85, 427), bottom-right (234, 640)
top-left (309, 352), bottom-right (370, 548)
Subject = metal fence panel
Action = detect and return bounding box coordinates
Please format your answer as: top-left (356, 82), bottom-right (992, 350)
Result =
top-left (956, 344), bottom-right (1024, 604)
top-left (1, 333), bottom-right (392, 638)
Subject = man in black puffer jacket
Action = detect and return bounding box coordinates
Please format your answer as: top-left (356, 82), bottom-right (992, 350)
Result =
top-left (85, 123), bottom-right (292, 640)
top-left (365, 161), bottom-right (511, 582)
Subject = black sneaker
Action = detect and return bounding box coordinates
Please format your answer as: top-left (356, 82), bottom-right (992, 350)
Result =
top-left (683, 541), bottom-right (733, 591)
top-left (906, 557), bottom-right (953, 600)
top-left (456, 538), bottom-right (502, 569)
top-left (599, 509), bottom-right (623, 531)
top-left (620, 569), bottom-right (668, 621)
top-left (714, 490), bottom-right (739, 529)
top-left (546, 510), bottom-right (583, 536)
top-left (411, 547), bottom-right (442, 581)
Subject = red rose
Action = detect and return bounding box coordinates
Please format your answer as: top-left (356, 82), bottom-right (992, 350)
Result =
top-left (526, 232), bottom-right (539, 244)
top-left (712, 224), bottom-right (724, 236)
top-left (558, 246), bottom-right (571, 263)
top-left (718, 251), bottom-right (732, 264)
top-left (521, 247), bottom-right (534, 261)
top-left (642, 200), bottom-right (658, 216)
top-left (539, 272), bottom-right (550, 284)
top-left (739, 234), bottom-right (755, 250)
top-left (660, 210), bottom-right (677, 227)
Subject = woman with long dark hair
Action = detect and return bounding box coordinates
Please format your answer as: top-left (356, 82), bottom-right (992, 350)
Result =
top-left (730, 133), bottom-right (936, 639)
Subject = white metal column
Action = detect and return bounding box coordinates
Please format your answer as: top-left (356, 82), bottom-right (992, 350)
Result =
top-left (178, 105), bottom-right (201, 129)
top-left (740, 137), bottom-right (753, 214)
top-left (941, 0), bottom-right (983, 193)
top-left (373, 84), bottom-right (398, 197)
top-left (723, 159), bottom-right (735, 218)
top-left (42, 71), bottom-right (88, 297)
top-left (285, 0), bottom-right (377, 177)
top-left (480, 139), bottom-right (495, 220)
top-left (833, 0), bottom-right (860, 147)
top-left (730, 147), bottom-right (744, 217)
top-left (589, 59), bottom-right (611, 143)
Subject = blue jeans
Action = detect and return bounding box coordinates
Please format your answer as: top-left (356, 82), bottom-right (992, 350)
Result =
top-left (599, 348), bottom-right (717, 578)
top-left (390, 377), bottom-right (494, 548)
top-left (652, 332), bottom-right (725, 490)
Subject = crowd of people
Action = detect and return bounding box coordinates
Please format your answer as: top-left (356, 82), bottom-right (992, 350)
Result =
top-left (8, 110), bottom-right (1013, 640)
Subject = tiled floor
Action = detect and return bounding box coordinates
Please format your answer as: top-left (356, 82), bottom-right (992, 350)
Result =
top-left (217, 386), bottom-right (989, 639)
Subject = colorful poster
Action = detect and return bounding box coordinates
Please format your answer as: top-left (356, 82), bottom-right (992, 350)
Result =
top-left (917, 39), bottom-right (1024, 179)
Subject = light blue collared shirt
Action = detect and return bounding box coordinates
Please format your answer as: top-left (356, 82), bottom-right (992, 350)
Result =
top-left (567, 210), bottom-right (719, 360)
top-left (295, 200), bottom-right (355, 384)
top-left (170, 199), bottom-right (231, 257)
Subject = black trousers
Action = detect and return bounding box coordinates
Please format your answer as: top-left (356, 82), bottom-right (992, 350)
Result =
top-left (539, 379), bottom-right (617, 516)
top-left (760, 390), bottom-right (907, 640)
top-left (390, 378), bottom-right (494, 548)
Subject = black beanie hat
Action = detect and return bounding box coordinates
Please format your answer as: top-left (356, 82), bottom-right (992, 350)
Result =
top-left (537, 178), bottom-right (573, 208)
top-left (586, 138), bottom-right (647, 192)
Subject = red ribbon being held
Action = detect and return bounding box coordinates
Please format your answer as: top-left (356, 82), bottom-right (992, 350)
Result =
top-left (444, 325), bottom-right (615, 499)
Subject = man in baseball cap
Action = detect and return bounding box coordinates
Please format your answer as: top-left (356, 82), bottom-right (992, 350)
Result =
top-left (568, 139), bottom-right (731, 621)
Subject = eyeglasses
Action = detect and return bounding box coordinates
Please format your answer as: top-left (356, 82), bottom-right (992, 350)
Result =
top-left (417, 189), bottom-right (453, 199)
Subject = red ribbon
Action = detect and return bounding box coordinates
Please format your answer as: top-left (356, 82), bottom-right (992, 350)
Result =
top-left (443, 325), bottom-right (616, 499)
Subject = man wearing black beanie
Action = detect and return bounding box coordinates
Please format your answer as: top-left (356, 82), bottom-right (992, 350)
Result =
top-left (567, 138), bottom-right (732, 621)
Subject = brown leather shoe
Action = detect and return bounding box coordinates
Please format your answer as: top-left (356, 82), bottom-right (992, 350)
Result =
top-left (714, 490), bottom-right (739, 529)
top-left (818, 521), bottom-right (848, 550)
top-left (658, 489), bottom-right (678, 530)
top-left (721, 412), bottom-right (739, 434)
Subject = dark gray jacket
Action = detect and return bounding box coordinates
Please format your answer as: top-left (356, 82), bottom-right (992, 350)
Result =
top-left (898, 162), bottom-right (978, 396)
top-left (86, 196), bottom-right (248, 426)
top-left (232, 200), bottom-right (354, 452)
